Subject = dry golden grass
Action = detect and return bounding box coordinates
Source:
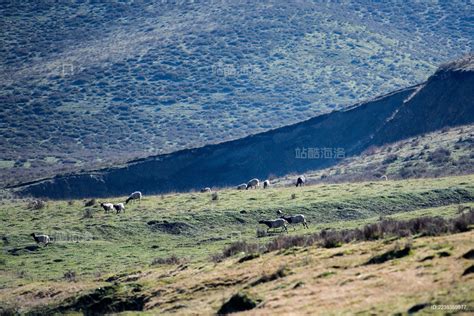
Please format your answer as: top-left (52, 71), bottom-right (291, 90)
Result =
top-left (137, 231), bottom-right (473, 315)
top-left (2, 230), bottom-right (473, 314)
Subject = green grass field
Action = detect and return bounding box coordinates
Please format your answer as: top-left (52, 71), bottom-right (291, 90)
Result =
top-left (1, 174), bottom-right (473, 287)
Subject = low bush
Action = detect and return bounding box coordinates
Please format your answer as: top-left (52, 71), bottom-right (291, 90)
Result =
top-left (427, 147), bottom-right (451, 164)
top-left (151, 255), bottom-right (187, 265)
top-left (63, 270), bottom-right (77, 282)
top-left (84, 199), bottom-right (96, 207)
top-left (213, 210), bottom-right (474, 260)
top-left (27, 199), bottom-right (46, 210)
top-left (382, 154), bottom-right (398, 165)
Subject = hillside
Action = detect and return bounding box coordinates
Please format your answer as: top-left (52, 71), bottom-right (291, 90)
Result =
top-left (14, 56), bottom-right (474, 198)
top-left (272, 124), bottom-right (474, 186)
top-left (1, 175), bottom-right (474, 314)
top-left (1, 1), bottom-right (472, 186)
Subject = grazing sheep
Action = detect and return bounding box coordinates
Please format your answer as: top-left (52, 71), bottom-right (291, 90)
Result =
top-left (258, 218), bottom-right (288, 233)
top-left (296, 176), bottom-right (305, 187)
top-left (246, 178), bottom-right (260, 190)
top-left (380, 175), bottom-right (388, 181)
top-left (201, 187), bottom-right (212, 193)
top-left (237, 183), bottom-right (247, 190)
top-left (100, 202), bottom-right (114, 213)
top-left (263, 180), bottom-right (270, 189)
top-left (30, 233), bottom-right (50, 245)
top-left (280, 214), bottom-right (309, 229)
top-left (126, 191), bottom-right (142, 204)
top-left (113, 203), bottom-right (125, 214)
top-left (276, 209), bottom-right (283, 215)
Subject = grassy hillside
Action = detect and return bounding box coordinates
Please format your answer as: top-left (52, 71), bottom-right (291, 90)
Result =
top-left (1, 174), bottom-right (474, 313)
top-left (1, 0), bottom-right (472, 186)
top-left (274, 124), bottom-right (474, 186)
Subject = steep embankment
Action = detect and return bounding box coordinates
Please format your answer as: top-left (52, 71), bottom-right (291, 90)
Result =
top-left (373, 56), bottom-right (474, 144)
top-left (13, 56), bottom-right (474, 198)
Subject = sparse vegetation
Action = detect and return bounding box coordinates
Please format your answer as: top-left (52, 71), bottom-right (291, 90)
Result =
top-left (283, 124), bottom-right (474, 185)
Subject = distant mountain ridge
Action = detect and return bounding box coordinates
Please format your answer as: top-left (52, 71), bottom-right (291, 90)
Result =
top-left (13, 55), bottom-right (474, 198)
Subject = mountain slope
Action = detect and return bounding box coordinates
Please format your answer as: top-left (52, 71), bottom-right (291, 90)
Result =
top-left (373, 56), bottom-right (474, 145)
top-left (13, 56), bottom-right (474, 198)
top-left (272, 124), bottom-right (474, 186)
top-left (1, 1), bottom-right (472, 186)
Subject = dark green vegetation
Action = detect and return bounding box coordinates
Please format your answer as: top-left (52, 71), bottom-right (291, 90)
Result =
top-left (15, 57), bottom-right (474, 198)
top-left (1, 1), bottom-right (472, 186)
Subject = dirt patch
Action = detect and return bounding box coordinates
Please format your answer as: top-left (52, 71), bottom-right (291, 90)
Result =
top-left (407, 303), bottom-right (429, 314)
top-left (462, 249), bottom-right (474, 259)
top-left (248, 266), bottom-right (289, 287)
top-left (365, 245), bottom-right (411, 265)
top-left (462, 265), bottom-right (474, 276)
top-left (419, 255), bottom-right (435, 262)
top-left (146, 220), bottom-right (194, 235)
top-left (238, 253), bottom-right (260, 263)
top-left (34, 283), bottom-right (148, 315)
top-left (217, 292), bottom-right (261, 315)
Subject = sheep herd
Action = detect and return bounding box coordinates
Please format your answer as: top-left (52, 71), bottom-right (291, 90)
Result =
top-left (99, 191), bottom-right (141, 214)
top-left (202, 176), bottom-right (309, 234)
top-left (31, 177), bottom-right (308, 244)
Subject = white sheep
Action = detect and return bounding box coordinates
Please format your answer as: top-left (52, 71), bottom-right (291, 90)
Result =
top-left (380, 175), bottom-right (388, 181)
top-left (237, 183), bottom-right (247, 190)
top-left (201, 187), bottom-right (212, 193)
top-left (280, 214), bottom-right (309, 229)
top-left (263, 180), bottom-right (270, 189)
top-left (30, 233), bottom-right (50, 245)
top-left (258, 218), bottom-right (288, 233)
top-left (246, 178), bottom-right (260, 190)
top-left (296, 176), bottom-right (305, 187)
top-left (114, 203), bottom-right (125, 214)
top-left (100, 202), bottom-right (114, 213)
top-left (126, 191), bottom-right (142, 204)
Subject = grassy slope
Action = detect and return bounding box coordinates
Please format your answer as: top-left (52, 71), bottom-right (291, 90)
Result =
top-left (1, 1), bottom-right (471, 186)
top-left (274, 124), bottom-right (474, 186)
top-left (1, 174), bottom-right (474, 313)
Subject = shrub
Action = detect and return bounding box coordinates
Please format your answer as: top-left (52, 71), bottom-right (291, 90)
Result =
top-left (382, 154), bottom-right (398, 165)
top-left (28, 199), bottom-right (46, 210)
top-left (63, 270), bottom-right (77, 282)
top-left (151, 255), bottom-right (186, 265)
top-left (427, 147), bottom-right (451, 164)
top-left (82, 208), bottom-right (94, 219)
top-left (84, 199), bottom-right (96, 207)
